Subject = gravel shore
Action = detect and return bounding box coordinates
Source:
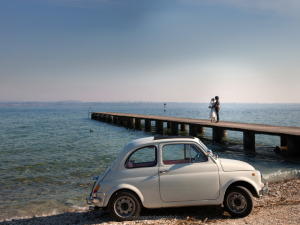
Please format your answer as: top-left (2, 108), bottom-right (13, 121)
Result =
top-left (1, 178), bottom-right (300, 225)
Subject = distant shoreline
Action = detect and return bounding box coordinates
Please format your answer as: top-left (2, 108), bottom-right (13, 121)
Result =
top-left (1, 102), bottom-right (300, 107)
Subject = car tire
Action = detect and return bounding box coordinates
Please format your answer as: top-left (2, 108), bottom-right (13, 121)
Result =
top-left (224, 186), bottom-right (254, 217)
top-left (108, 191), bottom-right (141, 221)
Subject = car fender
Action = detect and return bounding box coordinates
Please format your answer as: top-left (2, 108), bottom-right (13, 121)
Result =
top-left (219, 174), bottom-right (260, 201)
top-left (103, 183), bottom-right (145, 207)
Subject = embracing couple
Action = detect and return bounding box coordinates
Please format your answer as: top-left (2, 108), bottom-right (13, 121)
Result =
top-left (209, 96), bottom-right (220, 123)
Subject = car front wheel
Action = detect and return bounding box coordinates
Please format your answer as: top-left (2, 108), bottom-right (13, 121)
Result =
top-left (224, 186), bottom-right (254, 217)
top-left (108, 191), bottom-right (141, 221)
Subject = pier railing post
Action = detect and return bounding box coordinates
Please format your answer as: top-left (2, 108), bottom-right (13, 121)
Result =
top-left (171, 122), bottom-right (179, 135)
top-left (189, 124), bottom-right (198, 137)
top-left (243, 130), bottom-right (255, 151)
top-left (145, 119), bottom-right (151, 130)
top-left (287, 135), bottom-right (300, 156)
top-left (156, 120), bottom-right (163, 132)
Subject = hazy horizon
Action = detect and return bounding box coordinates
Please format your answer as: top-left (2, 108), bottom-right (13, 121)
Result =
top-left (1, 0), bottom-right (300, 103)
top-left (1, 100), bottom-right (299, 104)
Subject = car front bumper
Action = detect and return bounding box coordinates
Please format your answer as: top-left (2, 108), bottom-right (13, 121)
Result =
top-left (260, 177), bottom-right (269, 196)
top-left (86, 192), bottom-right (106, 207)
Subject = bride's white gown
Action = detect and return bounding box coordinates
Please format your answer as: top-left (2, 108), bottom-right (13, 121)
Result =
top-left (209, 101), bottom-right (217, 120)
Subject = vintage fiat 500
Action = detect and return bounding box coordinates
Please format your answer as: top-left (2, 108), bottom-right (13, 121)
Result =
top-left (87, 136), bottom-right (268, 221)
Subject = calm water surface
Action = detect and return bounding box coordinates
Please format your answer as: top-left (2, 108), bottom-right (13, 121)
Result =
top-left (0, 103), bottom-right (300, 221)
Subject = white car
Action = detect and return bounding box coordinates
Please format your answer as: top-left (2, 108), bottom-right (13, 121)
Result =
top-left (87, 136), bottom-right (268, 221)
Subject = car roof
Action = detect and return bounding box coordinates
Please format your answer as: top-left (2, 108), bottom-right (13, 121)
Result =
top-left (124, 136), bottom-right (198, 150)
top-left (112, 136), bottom-right (204, 171)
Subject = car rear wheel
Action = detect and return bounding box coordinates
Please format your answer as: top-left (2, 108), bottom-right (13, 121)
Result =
top-left (108, 191), bottom-right (141, 221)
top-left (224, 186), bottom-right (254, 217)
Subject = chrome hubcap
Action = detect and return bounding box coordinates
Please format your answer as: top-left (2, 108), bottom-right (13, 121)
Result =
top-left (227, 192), bottom-right (247, 213)
top-left (114, 197), bottom-right (135, 217)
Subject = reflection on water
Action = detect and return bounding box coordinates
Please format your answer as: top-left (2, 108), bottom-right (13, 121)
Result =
top-left (0, 104), bottom-right (300, 221)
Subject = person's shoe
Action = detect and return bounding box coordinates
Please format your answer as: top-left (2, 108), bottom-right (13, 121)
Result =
top-left (216, 120), bottom-right (219, 123)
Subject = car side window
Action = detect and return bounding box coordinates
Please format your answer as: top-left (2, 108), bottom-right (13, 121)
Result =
top-left (162, 144), bottom-right (190, 164)
top-left (191, 144), bottom-right (208, 162)
top-left (162, 144), bottom-right (207, 165)
top-left (125, 145), bottom-right (157, 169)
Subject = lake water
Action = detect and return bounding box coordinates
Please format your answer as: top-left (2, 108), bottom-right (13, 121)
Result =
top-left (1, 103), bottom-right (300, 221)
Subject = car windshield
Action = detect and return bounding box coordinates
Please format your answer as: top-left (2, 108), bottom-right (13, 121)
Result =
top-left (197, 140), bottom-right (208, 152)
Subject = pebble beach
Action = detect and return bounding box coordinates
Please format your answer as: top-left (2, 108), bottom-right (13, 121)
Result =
top-left (2, 178), bottom-right (300, 225)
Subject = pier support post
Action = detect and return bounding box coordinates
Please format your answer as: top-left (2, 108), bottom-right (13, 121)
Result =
top-left (103, 114), bottom-right (108, 122)
top-left (213, 127), bottom-right (227, 143)
top-left (108, 115), bottom-right (113, 123)
top-left (119, 116), bottom-right (125, 125)
top-left (243, 130), bottom-right (255, 151)
top-left (287, 135), bottom-right (300, 156)
top-left (99, 114), bottom-right (103, 121)
top-left (181, 124), bottom-right (187, 131)
top-left (281, 136), bottom-right (287, 146)
top-left (91, 113), bottom-right (95, 119)
top-left (171, 122), bottom-right (179, 135)
top-left (145, 119), bottom-right (151, 130)
top-left (127, 117), bottom-right (134, 127)
top-left (189, 124), bottom-right (198, 137)
top-left (156, 120), bottom-right (164, 132)
top-left (167, 122), bottom-right (171, 129)
top-left (113, 116), bottom-right (118, 124)
top-left (135, 118), bottom-right (142, 129)
top-left (198, 126), bottom-right (205, 134)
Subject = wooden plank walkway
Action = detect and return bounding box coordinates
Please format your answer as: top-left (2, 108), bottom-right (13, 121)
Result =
top-left (91, 112), bottom-right (300, 155)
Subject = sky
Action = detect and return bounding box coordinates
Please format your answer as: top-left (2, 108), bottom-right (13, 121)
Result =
top-left (0, 0), bottom-right (300, 103)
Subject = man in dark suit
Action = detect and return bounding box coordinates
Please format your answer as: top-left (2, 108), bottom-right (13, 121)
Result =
top-left (211, 96), bottom-right (220, 122)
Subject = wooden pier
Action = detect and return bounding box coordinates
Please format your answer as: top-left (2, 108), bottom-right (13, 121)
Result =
top-left (91, 112), bottom-right (300, 155)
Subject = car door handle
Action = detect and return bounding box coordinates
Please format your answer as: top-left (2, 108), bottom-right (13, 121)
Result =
top-left (159, 170), bottom-right (170, 174)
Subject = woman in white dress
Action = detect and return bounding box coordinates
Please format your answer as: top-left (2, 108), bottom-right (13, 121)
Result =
top-left (209, 98), bottom-right (217, 123)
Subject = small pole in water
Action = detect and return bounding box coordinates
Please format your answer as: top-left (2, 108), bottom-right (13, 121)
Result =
top-left (88, 107), bottom-right (93, 119)
top-left (164, 102), bottom-right (166, 112)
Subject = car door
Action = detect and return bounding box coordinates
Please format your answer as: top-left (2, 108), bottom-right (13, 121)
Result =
top-left (159, 143), bottom-right (219, 202)
top-left (120, 145), bottom-right (160, 206)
